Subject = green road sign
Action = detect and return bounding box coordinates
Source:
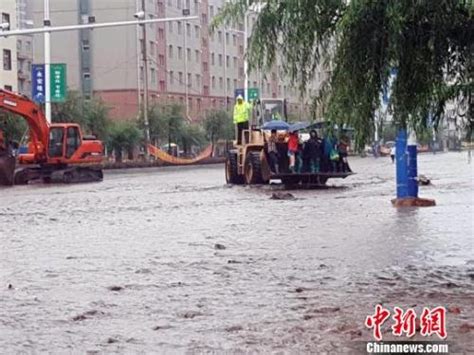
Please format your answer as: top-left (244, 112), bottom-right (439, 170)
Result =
top-left (50, 63), bottom-right (67, 102)
top-left (247, 87), bottom-right (259, 101)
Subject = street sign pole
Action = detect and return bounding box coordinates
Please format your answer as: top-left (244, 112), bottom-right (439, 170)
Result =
top-left (44, 0), bottom-right (51, 123)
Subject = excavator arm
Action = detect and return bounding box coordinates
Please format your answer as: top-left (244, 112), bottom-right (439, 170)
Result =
top-left (0, 89), bottom-right (49, 163)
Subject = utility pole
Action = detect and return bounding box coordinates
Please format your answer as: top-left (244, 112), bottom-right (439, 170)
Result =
top-left (135, 0), bottom-right (142, 120)
top-left (44, 0), bottom-right (51, 123)
top-left (223, 29), bottom-right (227, 110)
top-left (141, 0), bottom-right (150, 146)
top-left (243, 8), bottom-right (248, 101)
top-left (183, 8), bottom-right (190, 119)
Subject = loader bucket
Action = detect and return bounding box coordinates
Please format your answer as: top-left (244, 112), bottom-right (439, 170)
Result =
top-left (0, 155), bottom-right (16, 186)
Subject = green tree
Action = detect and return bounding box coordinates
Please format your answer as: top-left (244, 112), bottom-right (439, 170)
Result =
top-left (213, 0), bottom-right (473, 149)
top-left (107, 121), bottom-right (142, 162)
top-left (52, 91), bottom-right (111, 140)
top-left (203, 110), bottom-right (234, 145)
top-left (0, 112), bottom-right (28, 144)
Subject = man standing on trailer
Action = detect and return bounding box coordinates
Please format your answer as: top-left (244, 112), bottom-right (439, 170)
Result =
top-left (233, 95), bottom-right (251, 145)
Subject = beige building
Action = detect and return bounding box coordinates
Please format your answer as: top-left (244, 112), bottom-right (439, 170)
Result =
top-left (31, 0), bottom-right (319, 120)
top-left (1, 2), bottom-right (19, 92)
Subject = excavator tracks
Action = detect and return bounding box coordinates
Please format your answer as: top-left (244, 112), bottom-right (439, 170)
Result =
top-left (10, 165), bottom-right (103, 185)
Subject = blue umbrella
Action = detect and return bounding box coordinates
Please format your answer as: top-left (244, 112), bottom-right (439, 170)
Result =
top-left (262, 120), bottom-right (290, 131)
top-left (289, 122), bottom-right (310, 132)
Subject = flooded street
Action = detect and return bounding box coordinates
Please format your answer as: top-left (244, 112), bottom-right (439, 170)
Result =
top-left (1, 152), bottom-right (473, 353)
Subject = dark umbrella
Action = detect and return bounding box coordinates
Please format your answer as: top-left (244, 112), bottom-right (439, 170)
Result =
top-left (289, 122), bottom-right (310, 132)
top-left (262, 120), bottom-right (290, 131)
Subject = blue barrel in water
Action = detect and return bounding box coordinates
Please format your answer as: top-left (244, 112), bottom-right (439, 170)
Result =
top-left (396, 129), bottom-right (409, 199)
top-left (407, 145), bottom-right (418, 198)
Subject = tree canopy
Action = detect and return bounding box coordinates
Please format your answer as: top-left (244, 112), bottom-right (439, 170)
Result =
top-left (52, 91), bottom-right (111, 140)
top-left (213, 0), bottom-right (473, 147)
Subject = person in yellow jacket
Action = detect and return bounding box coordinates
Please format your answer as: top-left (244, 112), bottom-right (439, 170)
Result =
top-left (233, 95), bottom-right (251, 145)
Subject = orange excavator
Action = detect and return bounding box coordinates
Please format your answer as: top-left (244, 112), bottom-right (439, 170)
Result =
top-left (0, 89), bottom-right (104, 185)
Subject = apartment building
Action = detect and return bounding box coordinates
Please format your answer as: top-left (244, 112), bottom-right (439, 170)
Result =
top-left (32, 0), bottom-right (314, 120)
top-left (0, 0), bottom-right (34, 95)
top-left (1, 1), bottom-right (19, 92)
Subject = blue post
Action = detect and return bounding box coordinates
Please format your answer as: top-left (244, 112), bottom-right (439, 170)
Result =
top-left (396, 129), bottom-right (409, 198)
top-left (407, 145), bottom-right (418, 198)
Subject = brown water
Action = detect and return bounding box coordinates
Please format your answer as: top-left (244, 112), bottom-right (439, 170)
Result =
top-left (1, 152), bottom-right (473, 353)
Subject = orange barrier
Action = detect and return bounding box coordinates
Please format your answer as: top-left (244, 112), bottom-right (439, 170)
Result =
top-left (147, 144), bottom-right (213, 165)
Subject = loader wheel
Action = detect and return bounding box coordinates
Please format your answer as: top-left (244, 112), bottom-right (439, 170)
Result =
top-left (225, 152), bottom-right (244, 184)
top-left (244, 151), bottom-right (264, 185)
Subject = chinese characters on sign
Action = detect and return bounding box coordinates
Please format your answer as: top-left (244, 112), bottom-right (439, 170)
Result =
top-left (365, 305), bottom-right (447, 341)
top-left (31, 63), bottom-right (67, 103)
top-left (50, 63), bottom-right (66, 102)
top-left (32, 64), bottom-right (45, 103)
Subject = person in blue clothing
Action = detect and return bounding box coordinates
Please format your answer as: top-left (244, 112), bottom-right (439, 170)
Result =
top-left (322, 134), bottom-right (337, 172)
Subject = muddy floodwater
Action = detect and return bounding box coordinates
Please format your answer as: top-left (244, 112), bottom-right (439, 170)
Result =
top-left (0, 152), bottom-right (473, 353)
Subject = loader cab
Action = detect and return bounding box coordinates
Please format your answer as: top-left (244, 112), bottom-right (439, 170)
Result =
top-left (255, 98), bottom-right (287, 126)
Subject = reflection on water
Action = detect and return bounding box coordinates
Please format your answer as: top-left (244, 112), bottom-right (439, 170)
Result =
top-left (0, 153), bottom-right (473, 353)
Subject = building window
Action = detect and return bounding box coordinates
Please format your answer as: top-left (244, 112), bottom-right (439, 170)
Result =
top-left (186, 23), bottom-right (191, 36)
top-left (195, 74), bottom-right (200, 88)
top-left (210, 5), bottom-right (214, 17)
top-left (160, 80), bottom-right (165, 91)
top-left (148, 14), bottom-right (154, 28)
top-left (267, 83), bottom-right (270, 93)
top-left (168, 21), bottom-right (173, 33)
top-left (203, 85), bottom-right (209, 95)
top-left (150, 41), bottom-right (155, 56)
top-left (1, 13), bottom-right (10, 26)
top-left (178, 71), bottom-right (183, 84)
top-left (186, 48), bottom-right (191, 61)
top-left (233, 57), bottom-right (237, 68)
top-left (226, 33), bottom-right (230, 45)
top-left (195, 50), bottom-right (200, 62)
top-left (187, 73), bottom-right (192, 88)
top-left (239, 67), bottom-right (244, 76)
top-left (218, 54), bottom-right (222, 67)
top-left (219, 77), bottom-right (223, 89)
top-left (211, 76), bottom-right (215, 89)
top-left (201, 13), bottom-right (208, 24)
top-left (159, 28), bottom-right (164, 40)
top-left (226, 78), bottom-right (230, 91)
top-left (168, 45), bottom-right (173, 58)
top-left (233, 34), bottom-right (237, 46)
top-left (195, 25), bottom-right (200, 38)
top-left (3, 49), bottom-right (12, 71)
top-left (211, 53), bottom-right (215, 65)
top-left (178, 46), bottom-right (182, 59)
top-left (150, 68), bottom-right (156, 84)
top-left (233, 79), bottom-right (237, 90)
top-left (177, 0), bottom-right (181, 9)
top-left (197, 98), bottom-right (201, 111)
top-left (188, 97), bottom-right (193, 110)
top-left (254, 81), bottom-right (258, 88)
top-left (4, 85), bottom-right (12, 91)
top-left (159, 54), bottom-right (165, 66)
top-left (169, 71), bottom-right (174, 85)
top-left (239, 45), bottom-right (244, 55)
top-left (218, 31), bottom-right (222, 43)
top-left (203, 61), bottom-right (208, 72)
top-left (226, 55), bottom-right (230, 68)
top-left (177, 21), bottom-right (182, 34)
